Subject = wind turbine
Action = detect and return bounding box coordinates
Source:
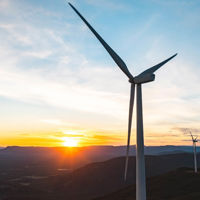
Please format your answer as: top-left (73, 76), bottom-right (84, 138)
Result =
top-left (68, 3), bottom-right (177, 200)
top-left (189, 131), bottom-right (198, 173)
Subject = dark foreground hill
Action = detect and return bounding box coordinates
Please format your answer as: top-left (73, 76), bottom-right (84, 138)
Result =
top-left (95, 168), bottom-right (200, 200)
top-left (0, 153), bottom-right (199, 200)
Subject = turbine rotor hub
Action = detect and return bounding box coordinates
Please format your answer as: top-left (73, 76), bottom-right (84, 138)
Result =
top-left (128, 79), bottom-right (135, 83)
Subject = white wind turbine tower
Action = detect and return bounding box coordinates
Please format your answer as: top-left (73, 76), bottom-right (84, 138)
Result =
top-left (189, 131), bottom-right (198, 173)
top-left (68, 3), bottom-right (177, 200)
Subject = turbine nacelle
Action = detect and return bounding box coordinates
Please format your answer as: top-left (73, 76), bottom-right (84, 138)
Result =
top-left (193, 138), bottom-right (198, 143)
top-left (132, 73), bottom-right (155, 84)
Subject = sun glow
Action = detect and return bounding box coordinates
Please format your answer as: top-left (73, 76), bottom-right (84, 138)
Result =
top-left (62, 137), bottom-right (79, 147)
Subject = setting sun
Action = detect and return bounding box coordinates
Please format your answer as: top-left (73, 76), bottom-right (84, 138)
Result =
top-left (62, 137), bottom-right (79, 147)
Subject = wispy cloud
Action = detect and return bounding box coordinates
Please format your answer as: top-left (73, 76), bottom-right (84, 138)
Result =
top-left (41, 119), bottom-right (64, 125)
top-left (0, 0), bottom-right (10, 11)
top-left (1, 0), bottom-right (200, 146)
top-left (85, 0), bottom-right (129, 11)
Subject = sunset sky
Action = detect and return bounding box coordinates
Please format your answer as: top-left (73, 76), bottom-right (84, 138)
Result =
top-left (0, 0), bottom-right (200, 147)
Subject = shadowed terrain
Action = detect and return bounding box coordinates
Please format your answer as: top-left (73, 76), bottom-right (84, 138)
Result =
top-left (95, 168), bottom-right (200, 200)
top-left (0, 149), bottom-right (199, 200)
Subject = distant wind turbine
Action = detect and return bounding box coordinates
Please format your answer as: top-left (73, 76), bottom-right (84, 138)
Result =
top-left (189, 131), bottom-right (198, 173)
top-left (68, 3), bottom-right (177, 200)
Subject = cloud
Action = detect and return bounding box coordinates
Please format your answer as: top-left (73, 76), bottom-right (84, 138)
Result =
top-left (91, 134), bottom-right (122, 141)
top-left (41, 119), bottom-right (64, 125)
top-left (0, 7), bottom-right (198, 127)
top-left (53, 132), bottom-right (84, 138)
top-left (1, 0), bottom-right (200, 147)
top-left (85, 0), bottom-right (129, 11)
top-left (151, 0), bottom-right (197, 7)
top-left (78, 133), bottom-right (123, 146)
top-left (24, 50), bottom-right (53, 59)
top-left (173, 127), bottom-right (200, 135)
top-left (0, 0), bottom-right (10, 10)
top-left (0, 1), bottom-right (130, 121)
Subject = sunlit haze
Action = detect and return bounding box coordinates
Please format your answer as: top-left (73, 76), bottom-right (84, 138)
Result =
top-left (0, 0), bottom-right (200, 147)
top-left (62, 137), bottom-right (79, 147)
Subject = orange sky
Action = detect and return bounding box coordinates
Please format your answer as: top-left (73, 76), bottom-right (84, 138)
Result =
top-left (0, 128), bottom-right (194, 147)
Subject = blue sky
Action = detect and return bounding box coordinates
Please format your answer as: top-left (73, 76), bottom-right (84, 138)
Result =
top-left (0, 0), bottom-right (200, 146)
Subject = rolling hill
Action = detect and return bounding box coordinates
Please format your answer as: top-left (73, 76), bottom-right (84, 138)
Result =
top-left (0, 153), bottom-right (199, 199)
top-left (95, 167), bottom-right (200, 200)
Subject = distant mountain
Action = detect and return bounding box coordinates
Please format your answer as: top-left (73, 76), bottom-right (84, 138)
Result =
top-left (144, 145), bottom-right (198, 155)
top-left (95, 167), bottom-right (200, 200)
top-left (1, 145), bottom-right (198, 160)
top-left (0, 153), bottom-right (199, 200)
top-left (0, 145), bottom-right (198, 181)
top-left (0, 146), bottom-right (122, 175)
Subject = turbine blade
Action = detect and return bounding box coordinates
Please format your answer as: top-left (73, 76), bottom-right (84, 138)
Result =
top-left (68, 3), bottom-right (134, 80)
top-left (189, 131), bottom-right (194, 140)
top-left (138, 53), bottom-right (177, 76)
top-left (124, 83), bottom-right (135, 181)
